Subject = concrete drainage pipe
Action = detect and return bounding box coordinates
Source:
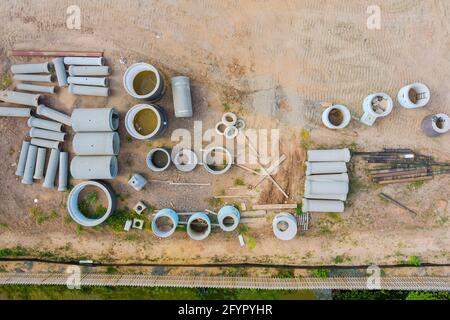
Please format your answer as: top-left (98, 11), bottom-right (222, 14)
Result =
top-left (321, 105), bottom-right (351, 129)
top-left (67, 180), bottom-right (116, 227)
top-left (307, 149), bottom-right (351, 162)
top-left (171, 76), bottom-right (193, 118)
top-left (36, 104), bottom-right (72, 127)
top-left (68, 66), bottom-right (110, 76)
top-left (305, 162), bottom-right (347, 175)
top-left (70, 156), bottom-right (118, 180)
top-left (146, 148), bottom-right (171, 172)
top-left (0, 91), bottom-right (41, 107)
top-left (0, 107), bottom-right (31, 117)
top-left (11, 62), bottom-right (52, 74)
top-left (421, 113), bottom-right (450, 137)
top-left (272, 213), bottom-right (297, 241)
top-left (397, 83), bottom-right (430, 109)
top-left (72, 108), bottom-right (119, 132)
top-left (172, 148), bottom-right (198, 172)
top-left (73, 132), bottom-right (120, 156)
top-left (222, 112), bottom-right (237, 126)
top-left (203, 147), bottom-right (233, 175)
top-left (152, 208), bottom-right (179, 238)
top-left (187, 212), bottom-right (211, 241)
top-left (125, 104), bottom-right (168, 140)
top-left (360, 93), bottom-right (393, 126)
top-left (302, 198), bottom-right (344, 213)
top-left (123, 63), bottom-right (165, 101)
top-left (217, 205), bottom-right (240, 232)
top-left (28, 116), bottom-right (63, 132)
top-left (13, 74), bottom-right (53, 83)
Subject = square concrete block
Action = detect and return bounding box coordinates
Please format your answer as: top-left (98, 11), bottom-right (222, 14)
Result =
top-left (133, 201), bottom-right (147, 215)
top-left (132, 219), bottom-right (144, 230)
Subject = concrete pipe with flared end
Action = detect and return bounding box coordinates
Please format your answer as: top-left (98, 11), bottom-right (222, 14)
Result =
top-left (71, 108), bottom-right (119, 132)
top-left (203, 146), bottom-right (233, 175)
top-left (28, 116), bottom-right (63, 132)
top-left (43, 148), bottom-right (60, 189)
top-left (52, 57), bottom-right (68, 87)
top-left (15, 141), bottom-right (30, 177)
top-left (0, 91), bottom-right (41, 107)
top-left (272, 213), bottom-right (297, 241)
top-left (64, 57), bottom-right (105, 66)
top-left (171, 76), bottom-right (193, 118)
top-left (152, 208), bottom-right (179, 238)
top-left (360, 93), bottom-right (393, 126)
top-left (67, 76), bottom-right (109, 87)
top-left (305, 180), bottom-right (349, 195)
top-left (30, 138), bottom-right (61, 149)
top-left (13, 74), bottom-right (53, 83)
top-left (171, 148), bottom-right (198, 172)
top-left (73, 132), bottom-right (120, 156)
top-left (21, 145), bottom-right (38, 185)
top-left (302, 198), bottom-right (345, 213)
top-left (307, 149), bottom-right (351, 163)
top-left (0, 107), bottom-right (31, 117)
top-left (11, 62), bottom-right (52, 74)
top-left (16, 83), bottom-right (56, 94)
top-left (322, 105), bottom-right (351, 129)
top-left (421, 113), bottom-right (450, 137)
top-left (33, 147), bottom-right (47, 180)
top-left (305, 162), bottom-right (347, 175)
top-left (397, 83), bottom-right (430, 109)
top-left (217, 205), bottom-right (240, 232)
top-left (69, 84), bottom-right (109, 97)
top-left (187, 212), bottom-right (211, 241)
top-left (306, 173), bottom-right (349, 182)
top-left (30, 127), bottom-right (66, 142)
top-left (123, 63), bottom-right (165, 101)
top-left (125, 104), bottom-right (168, 140)
top-left (58, 152), bottom-right (69, 192)
top-left (68, 66), bottom-right (110, 76)
top-left (36, 104), bottom-right (71, 126)
top-left (70, 156), bottom-right (118, 180)
top-left (303, 192), bottom-right (347, 201)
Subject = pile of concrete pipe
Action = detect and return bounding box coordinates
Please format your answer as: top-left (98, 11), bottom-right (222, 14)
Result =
top-left (10, 62), bottom-right (56, 95)
top-left (303, 148), bottom-right (351, 213)
top-left (215, 112), bottom-right (246, 140)
top-left (70, 108), bottom-right (120, 180)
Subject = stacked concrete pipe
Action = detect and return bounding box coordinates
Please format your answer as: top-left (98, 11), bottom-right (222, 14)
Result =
top-left (272, 213), bottom-right (298, 241)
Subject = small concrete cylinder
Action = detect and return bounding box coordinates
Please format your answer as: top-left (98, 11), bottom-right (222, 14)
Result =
top-left (421, 113), bottom-right (450, 137)
top-left (397, 83), bottom-right (430, 109)
top-left (146, 148), bottom-right (171, 172)
top-left (123, 63), bottom-right (165, 101)
top-left (68, 66), bottom-right (110, 76)
top-left (217, 205), bottom-right (240, 232)
top-left (171, 148), bottom-right (198, 172)
top-left (307, 149), bottom-right (351, 162)
top-left (15, 141), bottom-right (30, 176)
top-left (21, 145), bottom-right (38, 185)
top-left (36, 104), bottom-right (72, 126)
top-left (43, 148), bottom-right (60, 189)
top-left (11, 62), bottom-right (52, 74)
top-left (272, 213), bottom-right (297, 241)
top-left (67, 76), bottom-right (109, 87)
top-left (58, 152), bottom-right (69, 192)
top-left (64, 57), bottom-right (105, 66)
top-left (125, 104), bottom-right (168, 140)
top-left (171, 76), bottom-right (193, 117)
top-left (306, 162), bottom-right (347, 175)
top-left (16, 83), bottom-right (56, 94)
top-left (152, 209), bottom-right (179, 238)
top-left (0, 91), bottom-right (40, 107)
top-left (30, 127), bottom-right (66, 142)
top-left (302, 198), bottom-right (344, 213)
top-left (68, 84), bottom-right (110, 97)
top-left (30, 138), bottom-right (61, 149)
top-left (73, 132), bottom-right (120, 155)
top-left (0, 107), bottom-right (31, 117)
top-left (28, 116), bottom-right (63, 132)
top-left (72, 108), bottom-right (119, 132)
top-left (13, 74), bottom-right (53, 83)
top-left (187, 212), bottom-right (211, 241)
top-left (33, 147), bottom-right (47, 180)
top-left (305, 180), bottom-right (349, 195)
top-left (53, 57), bottom-right (68, 87)
top-left (360, 93), bottom-right (393, 126)
top-left (322, 105), bottom-right (351, 129)
top-left (203, 147), bottom-right (233, 175)
top-left (70, 156), bottom-right (118, 180)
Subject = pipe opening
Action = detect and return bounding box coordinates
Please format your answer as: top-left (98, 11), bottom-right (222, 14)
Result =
top-left (277, 221), bottom-right (289, 232)
top-left (371, 96), bottom-right (389, 114)
top-left (133, 70), bottom-right (158, 96)
top-left (435, 117), bottom-right (445, 130)
top-left (328, 108), bottom-right (344, 126)
top-left (215, 122), bottom-right (227, 135)
top-left (77, 186), bottom-right (109, 219)
top-left (134, 108), bottom-right (159, 136)
top-left (223, 216), bottom-right (235, 227)
top-left (156, 216), bottom-right (174, 232)
top-left (151, 150), bottom-right (169, 169)
top-left (189, 218), bottom-right (209, 234)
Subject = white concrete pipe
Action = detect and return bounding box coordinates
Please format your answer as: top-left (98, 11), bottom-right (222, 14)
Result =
top-left (171, 148), bottom-right (198, 172)
top-left (203, 146), bottom-right (233, 175)
top-left (13, 74), bottom-right (53, 83)
top-left (146, 148), bottom-right (171, 172)
top-left (68, 66), bottom-right (110, 76)
top-left (152, 209), bottom-right (179, 238)
top-left (421, 113), bottom-right (450, 137)
top-left (306, 162), bottom-right (347, 175)
top-left (69, 84), bottom-right (110, 97)
top-left (72, 108), bottom-right (119, 132)
top-left (0, 91), bottom-right (40, 107)
top-left (125, 104), bottom-right (168, 140)
top-left (21, 145), bottom-right (38, 185)
top-left (43, 148), bottom-right (60, 189)
top-left (123, 63), bottom-right (165, 101)
top-left (70, 156), bottom-right (118, 180)
top-left (64, 57), bottom-right (105, 66)
top-left (302, 198), bottom-right (345, 213)
top-left (307, 149), bottom-right (351, 162)
top-left (187, 212), bottom-right (211, 241)
top-left (36, 104), bottom-right (71, 126)
top-left (215, 122), bottom-right (227, 136)
top-left (303, 192), bottom-right (347, 201)
top-left (52, 57), bottom-right (68, 87)
top-left (73, 132), bottom-right (120, 156)
top-left (224, 126), bottom-right (239, 140)
top-left (222, 112), bottom-right (237, 126)
top-left (15, 141), bottom-right (30, 176)
top-left (0, 107), bottom-right (31, 117)
top-left (397, 83), bottom-right (430, 109)
top-left (272, 213), bottom-right (297, 241)
top-left (16, 83), bottom-right (55, 94)
top-left (171, 76), bottom-right (193, 118)
top-left (58, 152), bottom-right (68, 192)
top-left (67, 76), bottom-right (109, 87)
top-left (360, 93), bottom-right (393, 126)
top-left (11, 62), bottom-right (52, 74)
top-left (217, 205), bottom-right (240, 232)
top-left (305, 180), bottom-right (349, 195)
top-left (322, 105), bottom-right (351, 129)
top-left (31, 138), bottom-right (61, 149)
top-left (27, 116), bottom-right (63, 132)
top-left (306, 173), bottom-right (349, 182)
top-left (30, 127), bottom-right (66, 142)
top-left (33, 147), bottom-right (47, 180)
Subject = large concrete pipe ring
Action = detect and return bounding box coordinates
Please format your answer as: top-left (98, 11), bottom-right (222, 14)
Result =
top-left (73, 132), bottom-right (120, 156)
top-left (123, 63), bottom-right (165, 101)
top-left (203, 146), bottom-right (233, 175)
top-left (272, 213), bottom-right (297, 241)
top-left (307, 149), bottom-right (351, 162)
top-left (0, 107), bottom-right (31, 117)
top-left (421, 113), bottom-right (450, 137)
top-left (64, 57), bottom-right (105, 66)
top-left (171, 76), bottom-right (193, 118)
top-left (67, 180), bottom-right (116, 227)
top-left (28, 116), bottom-right (63, 132)
top-left (146, 148), bottom-right (171, 172)
top-left (322, 105), bottom-right (351, 129)
top-left (172, 148), bottom-right (198, 172)
top-left (305, 162), bottom-right (347, 175)
top-left (69, 84), bottom-right (110, 97)
top-left (67, 77), bottom-right (109, 87)
top-left (21, 145), bottom-right (38, 185)
top-left (36, 104), bottom-right (72, 126)
top-left (70, 156), bottom-right (118, 180)
top-left (397, 83), bottom-right (430, 109)
top-left (30, 127), bottom-right (66, 142)
top-left (187, 212), bottom-right (211, 241)
top-left (15, 141), bottom-right (30, 176)
top-left (152, 208), bottom-right (179, 238)
top-left (16, 83), bottom-right (56, 94)
top-left (11, 62), bottom-right (52, 74)
top-left (217, 205), bottom-right (240, 232)
top-left (53, 57), bottom-right (68, 87)
top-left (13, 74), bottom-right (53, 83)
top-left (68, 66), bottom-right (110, 76)
top-left (43, 149), bottom-right (60, 189)
top-left (360, 93), bottom-right (393, 126)
top-left (72, 108), bottom-right (119, 132)
top-left (302, 198), bottom-right (344, 213)
top-left (125, 104), bottom-right (168, 140)
top-left (0, 91), bottom-right (41, 107)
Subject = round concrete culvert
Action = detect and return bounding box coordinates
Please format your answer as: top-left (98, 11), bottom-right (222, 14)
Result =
top-left (123, 63), bottom-right (165, 101)
top-left (203, 146), bottom-right (232, 175)
top-left (172, 148), bottom-right (198, 172)
top-left (322, 105), bottom-right (351, 129)
top-left (222, 112), bottom-right (237, 126)
top-left (215, 122), bottom-right (227, 136)
top-left (125, 104), bottom-right (168, 140)
top-left (146, 148), bottom-right (171, 172)
top-left (272, 212), bottom-right (297, 241)
top-left (152, 208), bottom-right (179, 238)
top-left (218, 205), bottom-right (240, 232)
top-left (187, 212), bottom-right (211, 241)
top-left (224, 125), bottom-right (239, 139)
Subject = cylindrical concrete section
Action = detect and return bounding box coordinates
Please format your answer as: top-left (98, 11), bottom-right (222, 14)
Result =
top-left (397, 83), bottom-right (430, 109)
top-left (306, 162), bottom-right (347, 175)
top-left (70, 156), bottom-right (118, 180)
top-left (171, 76), bottom-right (193, 117)
top-left (421, 113), bottom-right (450, 137)
top-left (187, 212), bottom-right (211, 241)
top-left (0, 107), bottom-right (31, 117)
top-left (73, 132), bottom-right (120, 155)
top-left (64, 57), bottom-right (105, 66)
top-left (52, 57), bottom-right (68, 87)
top-left (123, 63), bottom-right (165, 101)
top-left (152, 209), bottom-right (179, 238)
top-left (272, 213), bottom-right (297, 241)
top-left (58, 152), bottom-right (69, 192)
top-left (36, 104), bottom-right (71, 126)
top-left (28, 116), bottom-right (63, 132)
top-left (306, 173), bottom-right (349, 182)
top-left (307, 149), bottom-right (351, 162)
top-left (146, 148), bottom-right (171, 172)
top-left (302, 198), bottom-right (345, 213)
top-left (217, 205), bottom-right (240, 232)
top-left (68, 84), bottom-right (109, 97)
top-left (15, 141), bottom-right (30, 176)
top-left (125, 104), bottom-right (168, 140)
top-left (322, 105), bottom-right (351, 129)
top-left (21, 145), bottom-right (38, 185)
top-left (30, 127), bottom-right (66, 142)
top-left (203, 147), bottom-right (233, 175)
top-left (303, 192), bottom-right (347, 201)
top-left (16, 83), bottom-right (56, 94)
top-left (71, 108), bottom-right (119, 132)
top-left (43, 148), bottom-right (60, 189)
top-left (30, 138), bottom-right (61, 149)
top-left (11, 62), bottom-right (52, 74)
top-left (0, 91), bottom-right (40, 107)
top-left (305, 180), bottom-right (349, 195)
top-left (13, 74), bottom-right (53, 83)
top-left (68, 66), bottom-right (110, 76)
top-left (33, 147), bottom-right (47, 180)
top-left (67, 76), bottom-right (109, 87)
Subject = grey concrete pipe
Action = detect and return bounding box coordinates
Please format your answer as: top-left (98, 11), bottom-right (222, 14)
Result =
top-left (21, 145), bottom-right (38, 185)
top-left (33, 147), bottom-right (47, 180)
top-left (421, 113), bottom-right (450, 137)
top-left (52, 57), bottom-right (68, 87)
top-left (70, 156), bottom-right (118, 180)
top-left (15, 141), bottom-right (30, 176)
top-left (71, 108), bottom-right (119, 132)
top-left (67, 76), bottom-right (109, 87)
top-left (68, 66), bottom-right (110, 76)
top-left (305, 180), bottom-right (349, 195)
top-left (30, 127), bottom-right (66, 142)
top-left (171, 76), bottom-right (193, 118)
top-left (306, 173), bottom-right (349, 182)
top-left (303, 192), bottom-right (347, 201)
top-left (58, 152), bottom-right (68, 192)
top-left (28, 116), bottom-right (63, 132)
top-left (16, 83), bottom-right (56, 94)
top-left (152, 209), bottom-right (179, 238)
top-left (73, 132), bottom-right (120, 155)
top-left (307, 149), bottom-right (351, 162)
top-left (43, 149), bottom-right (60, 189)
top-left (305, 161), bottom-right (347, 175)
top-left (13, 74), bottom-right (53, 83)
top-left (302, 198), bottom-right (344, 213)
top-left (36, 104), bottom-right (72, 126)
top-left (217, 205), bottom-right (240, 232)
top-left (0, 91), bottom-right (41, 107)
top-left (11, 62), bottom-right (52, 74)
top-left (187, 212), bottom-right (211, 241)
top-left (31, 138), bottom-right (61, 149)
top-left (69, 84), bottom-right (109, 97)
top-left (0, 107), bottom-right (31, 117)
top-left (272, 213), bottom-right (297, 241)
top-left (64, 57), bottom-right (105, 66)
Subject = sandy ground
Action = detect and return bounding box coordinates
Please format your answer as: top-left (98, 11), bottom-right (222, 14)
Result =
top-left (0, 0), bottom-right (449, 267)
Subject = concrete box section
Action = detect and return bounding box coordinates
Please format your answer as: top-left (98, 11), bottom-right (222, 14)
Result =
top-left (73, 132), bottom-right (120, 155)
top-left (72, 108), bottom-right (119, 132)
top-left (70, 155), bottom-right (118, 180)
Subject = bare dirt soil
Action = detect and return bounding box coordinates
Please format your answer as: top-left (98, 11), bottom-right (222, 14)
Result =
top-left (0, 1), bottom-right (449, 267)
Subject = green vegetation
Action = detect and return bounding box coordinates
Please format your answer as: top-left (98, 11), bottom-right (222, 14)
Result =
top-left (30, 207), bottom-right (59, 225)
top-left (222, 102), bottom-right (231, 112)
top-left (102, 207), bottom-right (137, 232)
top-left (300, 129), bottom-right (310, 150)
top-left (407, 180), bottom-right (426, 191)
top-left (246, 236), bottom-right (257, 250)
top-left (277, 269), bottom-right (295, 278)
top-left (405, 255), bottom-right (422, 267)
top-left (312, 268), bottom-right (330, 279)
top-left (295, 204), bottom-right (303, 216)
top-left (206, 197), bottom-right (224, 211)
top-left (234, 178), bottom-right (245, 186)
top-left (78, 191), bottom-right (107, 219)
top-left (334, 290), bottom-right (450, 300)
top-left (0, 73), bottom-right (12, 89)
top-left (0, 246), bottom-right (29, 258)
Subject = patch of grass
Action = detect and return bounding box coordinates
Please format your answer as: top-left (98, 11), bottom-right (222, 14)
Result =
top-left (0, 246), bottom-right (29, 258)
top-left (246, 236), bottom-right (256, 250)
top-left (206, 197), bottom-right (224, 211)
top-left (312, 268), bottom-right (330, 279)
top-left (234, 178), bottom-right (245, 186)
top-left (277, 269), bottom-right (295, 278)
top-left (126, 136), bottom-right (133, 143)
top-left (327, 212), bottom-right (341, 222)
top-left (238, 224), bottom-right (249, 235)
top-left (223, 102), bottom-right (231, 112)
top-left (30, 207), bottom-right (49, 225)
top-left (300, 129), bottom-right (310, 150)
top-left (117, 193), bottom-right (130, 203)
top-left (105, 266), bottom-right (119, 274)
top-left (407, 180), bottom-right (426, 191)
top-left (295, 203), bottom-right (303, 215)
top-left (124, 234), bottom-right (139, 241)
top-left (103, 207), bottom-right (136, 232)
top-left (405, 255), bottom-right (421, 267)
top-left (0, 73), bottom-right (12, 89)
